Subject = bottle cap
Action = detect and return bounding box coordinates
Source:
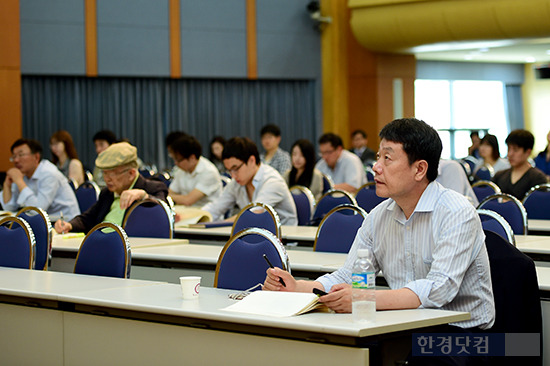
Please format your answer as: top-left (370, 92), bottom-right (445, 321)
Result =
top-left (357, 248), bottom-right (369, 257)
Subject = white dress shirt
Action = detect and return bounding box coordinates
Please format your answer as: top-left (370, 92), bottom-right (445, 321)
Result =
top-left (202, 163), bottom-right (297, 225)
top-left (315, 150), bottom-right (367, 190)
top-left (1, 160), bottom-right (80, 220)
top-left (436, 159), bottom-right (479, 206)
top-left (169, 157), bottom-right (222, 207)
top-left (317, 181), bottom-right (495, 330)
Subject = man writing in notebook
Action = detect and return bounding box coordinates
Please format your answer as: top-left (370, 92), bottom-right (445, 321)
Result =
top-left (265, 118), bottom-right (495, 334)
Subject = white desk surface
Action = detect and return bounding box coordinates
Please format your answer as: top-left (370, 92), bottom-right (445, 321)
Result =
top-left (52, 235), bottom-right (189, 252)
top-left (175, 225), bottom-right (319, 242)
top-left (516, 235), bottom-right (550, 255)
top-left (131, 243), bottom-right (347, 273)
top-left (0, 268), bottom-right (469, 339)
top-left (529, 219), bottom-right (550, 232)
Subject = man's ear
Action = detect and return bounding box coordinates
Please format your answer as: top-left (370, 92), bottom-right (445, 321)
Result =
top-left (414, 160), bottom-right (429, 181)
top-left (248, 155), bottom-right (256, 165)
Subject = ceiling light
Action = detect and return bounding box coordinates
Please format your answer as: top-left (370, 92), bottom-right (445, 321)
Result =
top-left (525, 57), bottom-right (536, 63)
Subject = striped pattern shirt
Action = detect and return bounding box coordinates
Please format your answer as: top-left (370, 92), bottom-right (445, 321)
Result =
top-left (317, 181), bottom-right (495, 329)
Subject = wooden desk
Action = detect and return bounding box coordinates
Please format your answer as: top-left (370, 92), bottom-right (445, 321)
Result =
top-left (52, 234), bottom-right (189, 252)
top-left (516, 235), bottom-right (550, 261)
top-left (0, 268), bottom-right (469, 366)
top-left (529, 219), bottom-right (550, 234)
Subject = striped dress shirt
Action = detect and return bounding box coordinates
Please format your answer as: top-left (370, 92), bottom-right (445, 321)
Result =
top-left (317, 181), bottom-right (495, 329)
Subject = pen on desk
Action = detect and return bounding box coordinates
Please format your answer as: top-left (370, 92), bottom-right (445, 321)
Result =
top-left (60, 211), bottom-right (65, 234)
top-left (263, 254), bottom-right (286, 287)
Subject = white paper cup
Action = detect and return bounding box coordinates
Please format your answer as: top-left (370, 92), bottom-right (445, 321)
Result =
top-left (180, 276), bottom-right (201, 300)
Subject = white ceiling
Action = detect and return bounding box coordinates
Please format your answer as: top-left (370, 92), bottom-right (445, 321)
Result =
top-left (412, 37), bottom-right (550, 65)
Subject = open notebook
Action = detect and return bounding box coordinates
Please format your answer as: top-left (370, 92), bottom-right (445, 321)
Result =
top-left (173, 207), bottom-right (213, 227)
top-left (222, 291), bottom-right (329, 317)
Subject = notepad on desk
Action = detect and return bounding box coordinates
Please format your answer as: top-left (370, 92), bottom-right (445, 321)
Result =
top-left (173, 207), bottom-right (213, 227)
top-left (222, 291), bottom-right (329, 317)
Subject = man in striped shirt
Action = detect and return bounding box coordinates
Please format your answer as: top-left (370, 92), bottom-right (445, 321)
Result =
top-left (265, 118), bottom-right (495, 335)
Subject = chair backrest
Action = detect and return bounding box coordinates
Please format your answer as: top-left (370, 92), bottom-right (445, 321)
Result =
top-left (67, 178), bottom-right (78, 191)
top-left (477, 193), bottom-right (528, 235)
top-left (311, 189), bottom-right (357, 226)
top-left (75, 181), bottom-right (101, 213)
top-left (483, 230), bottom-right (542, 349)
top-left (231, 202), bottom-right (281, 240)
top-left (522, 183), bottom-right (550, 219)
top-left (152, 172), bottom-right (172, 187)
top-left (289, 185), bottom-right (316, 226)
top-left (74, 222), bottom-right (131, 278)
top-left (472, 180), bottom-right (501, 203)
top-left (365, 165), bottom-right (375, 182)
top-left (214, 227), bottom-right (288, 291)
top-left (122, 198), bottom-right (174, 238)
top-left (16, 206), bottom-right (52, 270)
top-left (220, 175), bottom-right (231, 187)
top-left (0, 216), bottom-right (36, 269)
top-left (477, 208), bottom-right (515, 246)
top-left (321, 173), bottom-right (334, 194)
top-left (355, 182), bottom-right (388, 213)
top-left (313, 205), bottom-right (367, 253)
top-left (473, 164), bottom-right (494, 181)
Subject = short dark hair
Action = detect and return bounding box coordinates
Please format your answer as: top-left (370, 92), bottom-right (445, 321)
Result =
top-left (505, 129), bottom-right (535, 151)
top-left (318, 133), bottom-right (343, 148)
top-left (470, 131), bottom-right (480, 139)
top-left (170, 135), bottom-right (202, 159)
top-left (93, 130), bottom-right (117, 145)
top-left (11, 138), bottom-right (43, 158)
top-left (260, 124), bottom-right (281, 137)
top-left (222, 137), bottom-right (260, 166)
top-left (165, 131), bottom-right (188, 147)
top-left (480, 134), bottom-right (500, 161)
top-left (379, 118), bottom-right (442, 182)
top-left (351, 129), bottom-right (367, 139)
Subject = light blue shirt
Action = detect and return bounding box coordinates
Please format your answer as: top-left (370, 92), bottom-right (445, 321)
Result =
top-left (1, 160), bottom-right (80, 221)
top-left (317, 181), bottom-right (495, 329)
top-left (315, 149), bottom-right (367, 190)
top-left (202, 163), bottom-right (297, 225)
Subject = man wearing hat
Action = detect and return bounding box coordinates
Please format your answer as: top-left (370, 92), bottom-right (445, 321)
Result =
top-left (54, 142), bottom-right (168, 234)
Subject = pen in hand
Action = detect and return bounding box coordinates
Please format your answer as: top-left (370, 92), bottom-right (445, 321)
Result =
top-left (60, 211), bottom-right (65, 234)
top-left (263, 254), bottom-right (286, 287)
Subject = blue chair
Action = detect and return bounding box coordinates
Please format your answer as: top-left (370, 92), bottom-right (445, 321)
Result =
top-left (478, 208), bottom-right (515, 246)
top-left (321, 173), bottom-right (334, 194)
top-left (16, 206), bottom-right (52, 270)
top-left (472, 180), bottom-right (501, 203)
top-left (0, 216), bottom-right (36, 269)
top-left (355, 182), bottom-right (388, 213)
top-left (365, 165), bottom-right (375, 182)
top-left (67, 178), bottom-right (78, 191)
top-left (75, 181), bottom-right (100, 213)
top-left (74, 222), bottom-right (131, 278)
top-left (122, 198), bottom-right (174, 238)
top-left (314, 205), bottom-right (367, 253)
top-left (289, 185), bottom-right (316, 226)
top-left (522, 183), bottom-right (550, 219)
top-left (310, 189), bottom-right (357, 226)
top-left (473, 164), bottom-right (494, 182)
top-left (214, 227), bottom-right (288, 291)
top-left (221, 176), bottom-right (231, 188)
top-left (152, 172), bottom-right (172, 188)
top-left (231, 202), bottom-right (281, 241)
top-left (478, 193), bottom-right (528, 235)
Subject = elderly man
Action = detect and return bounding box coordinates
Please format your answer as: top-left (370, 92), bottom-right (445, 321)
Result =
top-left (54, 142), bottom-right (168, 234)
top-left (1, 138), bottom-right (80, 220)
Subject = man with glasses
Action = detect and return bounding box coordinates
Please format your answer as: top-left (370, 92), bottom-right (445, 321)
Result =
top-left (202, 137), bottom-right (297, 225)
top-left (315, 133), bottom-right (366, 194)
top-left (2, 138), bottom-right (80, 220)
top-left (54, 142), bottom-right (168, 234)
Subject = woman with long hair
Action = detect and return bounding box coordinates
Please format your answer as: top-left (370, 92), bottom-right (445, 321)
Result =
top-left (283, 139), bottom-right (323, 200)
top-left (209, 136), bottom-right (226, 175)
top-left (50, 130), bottom-right (85, 186)
top-left (474, 134), bottom-right (509, 178)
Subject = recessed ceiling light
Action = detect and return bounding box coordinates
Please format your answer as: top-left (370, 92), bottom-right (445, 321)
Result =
top-left (464, 55), bottom-right (474, 60)
top-left (479, 48), bottom-right (489, 52)
top-left (546, 50), bottom-right (550, 55)
top-left (525, 57), bottom-right (536, 63)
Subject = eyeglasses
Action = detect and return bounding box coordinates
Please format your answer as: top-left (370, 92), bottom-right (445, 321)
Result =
top-left (227, 162), bottom-right (245, 175)
top-left (319, 149), bottom-right (336, 157)
top-left (9, 152), bottom-right (33, 162)
top-left (102, 168), bottom-right (130, 179)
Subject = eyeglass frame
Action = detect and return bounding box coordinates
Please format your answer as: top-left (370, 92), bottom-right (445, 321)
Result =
top-left (226, 162), bottom-right (245, 175)
top-left (9, 152), bottom-right (34, 162)
top-left (102, 167), bottom-right (131, 179)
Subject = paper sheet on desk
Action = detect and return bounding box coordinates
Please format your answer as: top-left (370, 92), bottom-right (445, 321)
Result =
top-left (222, 291), bottom-right (328, 317)
top-left (173, 207), bottom-right (213, 227)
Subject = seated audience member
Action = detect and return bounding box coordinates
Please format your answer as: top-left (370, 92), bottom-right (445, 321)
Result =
top-left (54, 142), bottom-right (168, 234)
top-left (468, 130), bottom-right (481, 159)
top-left (283, 139), bottom-right (324, 201)
top-left (209, 136), bottom-right (226, 175)
top-left (259, 124), bottom-right (291, 175)
top-left (202, 137), bottom-right (297, 225)
top-left (1, 138), bottom-right (80, 220)
top-left (349, 129), bottom-right (376, 166)
top-left (168, 135), bottom-right (222, 207)
top-left (534, 130), bottom-right (550, 179)
top-left (92, 130), bottom-right (117, 188)
top-left (436, 159), bottom-right (479, 206)
top-left (265, 118), bottom-right (495, 365)
top-left (492, 129), bottom-right (548, 200)
top-left (50, 130), bottom-right (86, 186)
top-left (315, 133), bottom-right (366, 194)
top-left (165, 130), bottom-right (188, 178)
top-left (473, 134), bottom-right (509, 177)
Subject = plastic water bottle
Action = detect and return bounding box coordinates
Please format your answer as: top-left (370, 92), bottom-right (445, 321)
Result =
top-left (351, 248), bottom-right (376, 322)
